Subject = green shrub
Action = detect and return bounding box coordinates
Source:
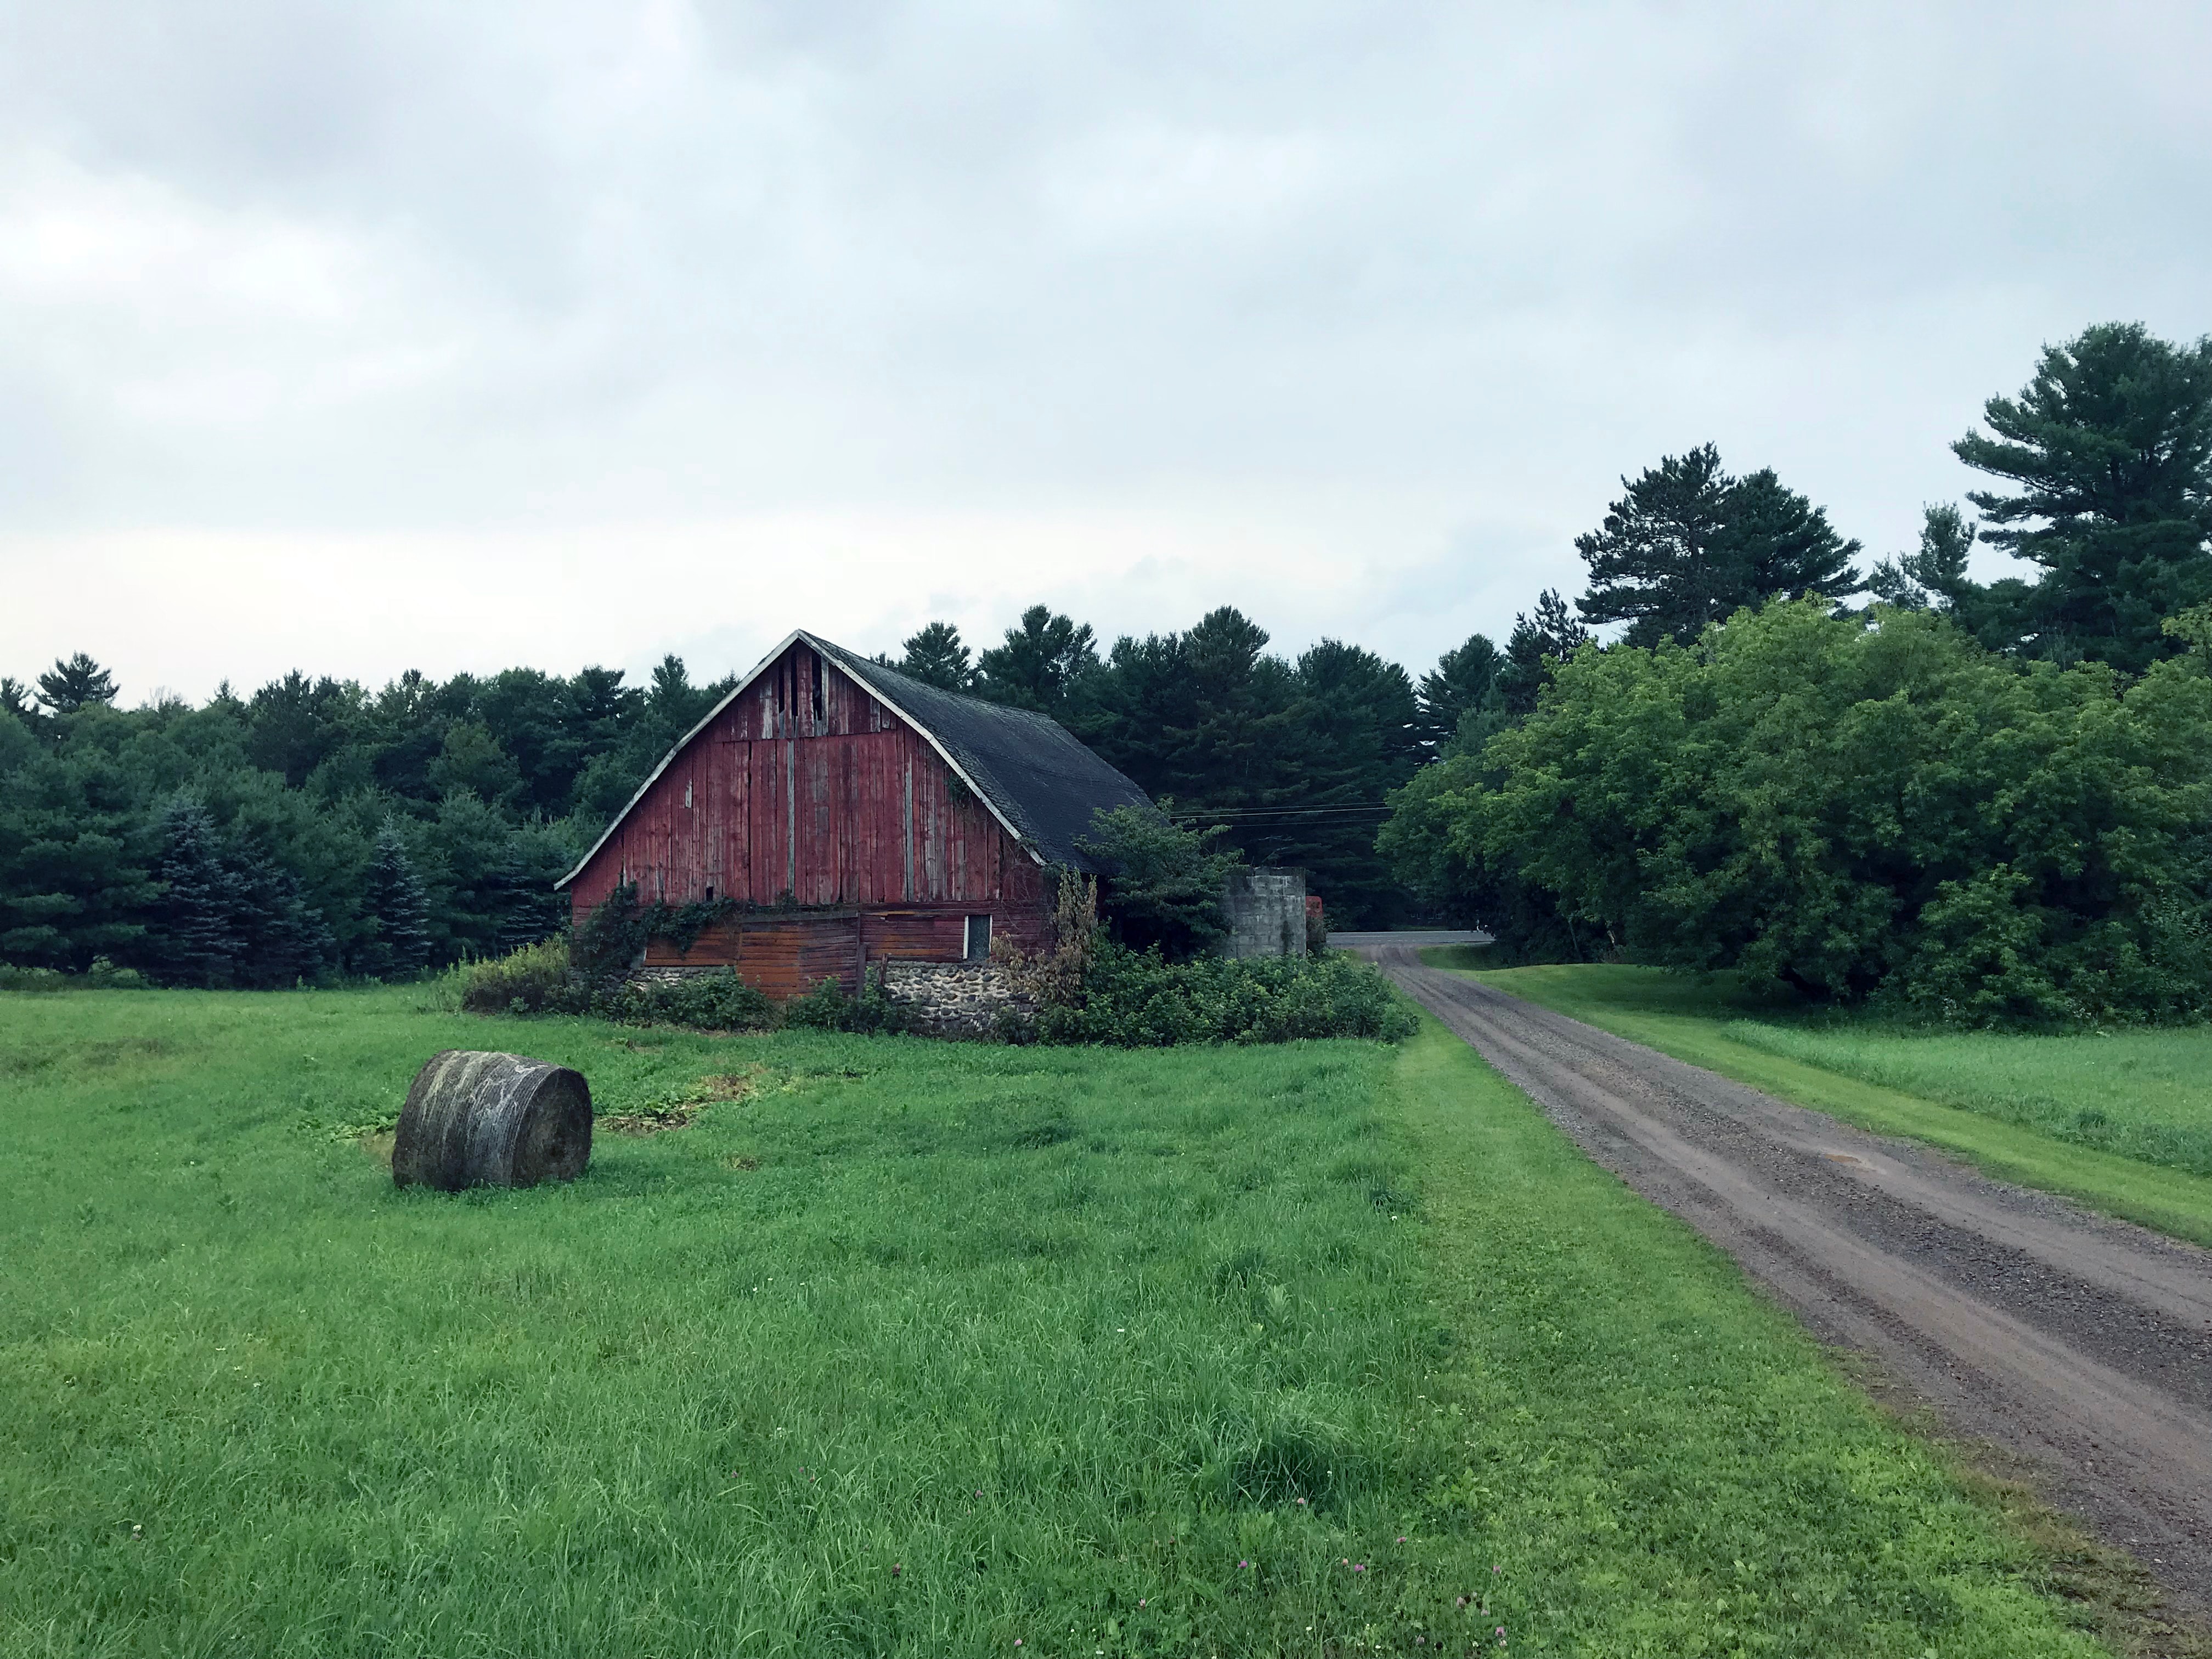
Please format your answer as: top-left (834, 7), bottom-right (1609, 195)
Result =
top-left (783, 965), bottom-right (904, 1034)
top-left (459, 936), bottom-right (579, 1014)
top-left (0, 964), bottom-right (71, 992)
top-left (0, 958), bottom-right (148, 992)
top-left (594, 969), bottom-right (777, 1032)
top-left (1039, 943), bottom-right (1418, 1046)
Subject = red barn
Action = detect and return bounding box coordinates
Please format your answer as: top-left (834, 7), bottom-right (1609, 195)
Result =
top-left (556, 630), bottom-right (1153, 998)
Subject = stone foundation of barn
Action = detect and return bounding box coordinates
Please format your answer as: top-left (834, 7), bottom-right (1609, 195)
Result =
top-left (879, 962), bottom-right (1034, 1039)
top-left (628, 957), bottom-right (1032, 1039)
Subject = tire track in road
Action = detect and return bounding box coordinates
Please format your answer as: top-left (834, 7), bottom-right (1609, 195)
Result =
top-left (1362, 944), bottom-right (2212, 1607)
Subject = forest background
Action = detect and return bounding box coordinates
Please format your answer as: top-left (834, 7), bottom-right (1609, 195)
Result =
top-left (5, 321), bottom-right (2210, 1016)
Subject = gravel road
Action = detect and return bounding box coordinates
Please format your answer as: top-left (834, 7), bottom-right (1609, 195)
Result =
top-left (1363, 943), bottom-right (2212, 1608)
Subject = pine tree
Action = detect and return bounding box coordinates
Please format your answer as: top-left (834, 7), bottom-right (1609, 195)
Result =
top-left (354, 821), bottom-right (431, 979)
top-left (895, 622), bottom-right (974, 691)
top-left (1575, 446), bottom-right (1861, 646)
top-left (36, 653), bottom-right (119, 714)
top-left (1285, 640), bottom-right (1423, 926)
top-left (1415, 634), bottom-right (1501, 754)
top-left (226, 836), bottom-right (334, 989)
top-left (974, 607), bottom-right (1099, 713)
top-left (1952, 321), bottom-right (2212, 669)
top-left (1718, 468), bottom-right (1864, 602)
top-left (151, 799), bottom-right (244, 988)
top-left (1, 678), bottom-right (40, 727)
top-left (1497, 590), bottom-right (1593, 717)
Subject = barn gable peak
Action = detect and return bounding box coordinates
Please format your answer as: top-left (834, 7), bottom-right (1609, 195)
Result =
top-left (555, 629), bottom-right (1151, 890)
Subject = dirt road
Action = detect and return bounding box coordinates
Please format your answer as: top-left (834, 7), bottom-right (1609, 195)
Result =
top-left (1361, 942), bottom-right (2212, 1606)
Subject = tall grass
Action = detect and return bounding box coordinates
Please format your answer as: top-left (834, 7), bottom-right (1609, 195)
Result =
top-left (0, 988), bottom-right (2105, 1656)
top-left (1723, 1020), bottom-right (2212, 1176)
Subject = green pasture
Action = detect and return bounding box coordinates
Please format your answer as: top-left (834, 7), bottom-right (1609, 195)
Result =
top-left (0, 988), bottom-right (2117, 1656)
top-left (1436, 955), bottom-right (2212, 1250)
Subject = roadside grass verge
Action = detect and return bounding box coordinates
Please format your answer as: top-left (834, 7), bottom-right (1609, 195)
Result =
top-left (0, 988), bottom-right (2108, 1655)
top-left (1437, 959), bottom-right (2212, 1250)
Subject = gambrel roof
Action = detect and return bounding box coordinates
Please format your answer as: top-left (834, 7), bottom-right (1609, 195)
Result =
top-left (556, 629), bottom-right (1153, 889)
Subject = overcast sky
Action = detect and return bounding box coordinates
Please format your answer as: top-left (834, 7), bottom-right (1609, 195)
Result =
top-left (3, 1), bottom-right (2206, 704)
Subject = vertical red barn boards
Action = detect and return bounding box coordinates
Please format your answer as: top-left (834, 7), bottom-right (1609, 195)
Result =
top-left (556, 630), bottom-right (1153, 1000)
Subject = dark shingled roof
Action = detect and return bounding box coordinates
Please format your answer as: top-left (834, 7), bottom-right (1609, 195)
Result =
top-left (810, 634), bottom-right (1154, 872)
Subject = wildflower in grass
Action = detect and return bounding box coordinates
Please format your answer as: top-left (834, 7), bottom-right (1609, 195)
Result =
top-left (1397, 1536), bottom-right (1407, 1543)
top-left (1353, 1564), bottom-right (1366, 1573)
top-left (1238, 1560), bottom-right (1249, 1568)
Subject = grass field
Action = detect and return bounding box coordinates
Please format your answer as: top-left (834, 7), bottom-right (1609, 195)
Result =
top-left (1434, 955), bottom-right (2212, 1250)
top-left (0, 986), bottom-right (2119, 1656)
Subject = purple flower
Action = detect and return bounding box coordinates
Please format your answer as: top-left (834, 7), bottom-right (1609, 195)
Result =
top-left (1238, 1560), bottom-right (1249, 1568)
top-left (1353, 1564), bottom-right (1366, 1573)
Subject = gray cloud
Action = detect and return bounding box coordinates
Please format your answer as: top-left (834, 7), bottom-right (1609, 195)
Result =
top-left (2, 1), bottom-right (2207, 699)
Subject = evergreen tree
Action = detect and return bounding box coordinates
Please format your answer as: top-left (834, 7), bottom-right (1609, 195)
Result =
top-left (1952, 321), bottom-right (2212, 669)
top-left (974, 606), bottom-right (1099, 713)
top-left (246, 672), bottom-right (359, 787)
top-left (1076, 804), bottom-right (1240, 961)
top-left (427, 722), bottom-right (523, 805)
top-left (1, 678), bottom-right (41, 729)
top-left (224, 833), bottom-right (334, 988)
top-left (550, 666), bottom-right (640, 804)
top-left (477, 667), bottom-right (572, 813)
top-left (1415, 633), bottom-right (1501, 754)
top-left (895, 622), bottom-right (974, 691)
top-left (1284, 640), bottom-right (1423, 926)
top-left (0, 748), bottom-right (154, 969)
top-left (150, 799), bottom-right (244, 987)
top-left (1718, 468), bottom-right (1864, 602)
top-left (36, 653), bottom-right (119, 714)
top-left (1496, 590), bottom-right (1593, 717)
top-left (353, 821), bottom-right (431, 979)
top-left (1575, 445), bottom-right (1861, 646)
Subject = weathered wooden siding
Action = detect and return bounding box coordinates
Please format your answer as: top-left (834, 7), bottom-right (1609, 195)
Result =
top-left (568, 640), bottom-right (1051, 992)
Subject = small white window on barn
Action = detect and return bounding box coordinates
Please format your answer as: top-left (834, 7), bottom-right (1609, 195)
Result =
top-left (964, 915), bottom-right (992, 962)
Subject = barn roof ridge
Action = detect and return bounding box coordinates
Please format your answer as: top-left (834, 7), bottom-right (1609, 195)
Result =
top-left (554, 628), bottom-right (1152, 891)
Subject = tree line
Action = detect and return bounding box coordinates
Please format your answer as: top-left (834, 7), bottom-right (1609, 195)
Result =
top-left (0, 607), bottom-right (1437, 985)
top-left (4, 319), bottom-right (2207, 1005)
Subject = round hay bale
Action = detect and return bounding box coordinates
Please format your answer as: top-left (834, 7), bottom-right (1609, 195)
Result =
top-left (392, 1050), bottom-right (592, 1192)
